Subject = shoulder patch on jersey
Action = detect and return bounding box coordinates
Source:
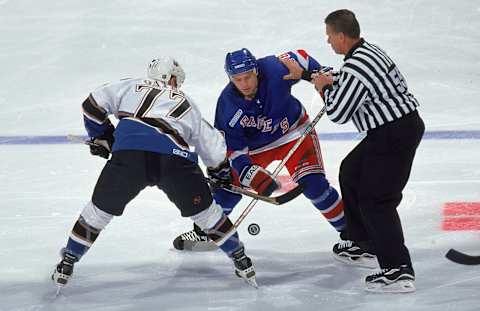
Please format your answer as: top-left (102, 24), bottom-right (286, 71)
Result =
top-left (228, 109), bottom-right (243, 128)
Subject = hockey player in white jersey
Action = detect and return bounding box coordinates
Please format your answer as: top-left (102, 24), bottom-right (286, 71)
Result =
top-left (51, 56), bottom-right (257, 291)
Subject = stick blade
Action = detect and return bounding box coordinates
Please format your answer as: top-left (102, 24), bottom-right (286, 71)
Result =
top-left (446, 249), bottom-right (480, 265)
top-left (274, 184), bottom-right (303, 204)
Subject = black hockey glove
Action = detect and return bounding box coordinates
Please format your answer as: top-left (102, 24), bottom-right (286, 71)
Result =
top-left (207, 158), bottom-right (233, 188)
top-left (89, 125), bottom-right (115, 159)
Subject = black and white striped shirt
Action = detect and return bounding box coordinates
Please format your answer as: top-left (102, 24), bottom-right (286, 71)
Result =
top-left (324, 38), bottom-right (419, 132)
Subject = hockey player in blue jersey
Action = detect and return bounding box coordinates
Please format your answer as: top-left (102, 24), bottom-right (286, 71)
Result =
top-left (174, 48), bottom-right (351, 257)
top-left (51, 56), bottom-right (257, 292)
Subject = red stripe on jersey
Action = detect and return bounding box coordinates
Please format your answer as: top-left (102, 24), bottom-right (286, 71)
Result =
top-left (297, 49), bottom-right (309, 60)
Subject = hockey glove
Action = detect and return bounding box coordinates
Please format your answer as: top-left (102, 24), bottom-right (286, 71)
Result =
top-left (89, 126), bottom-right (115, 159)
top-left (239, 165), bottom-right (280, 197)
top-left (89, 138), bottom-right (112, 159)
top-left (207, 158), bottom-right (233, 187)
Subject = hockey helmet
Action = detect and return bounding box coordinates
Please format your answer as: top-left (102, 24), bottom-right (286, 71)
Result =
top-left (147, 56), bottom-right (185, 88)
top-left (224, 48), bottom-right (257, 78)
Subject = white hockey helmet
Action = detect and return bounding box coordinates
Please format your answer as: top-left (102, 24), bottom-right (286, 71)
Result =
top-left (147, 56), bottom-right (185, 88)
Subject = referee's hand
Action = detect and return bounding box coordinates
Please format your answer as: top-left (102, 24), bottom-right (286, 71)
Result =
top-left (312, 73), bottom-right (333, 89)
top-left (312, 73), bottom-right (333, 98)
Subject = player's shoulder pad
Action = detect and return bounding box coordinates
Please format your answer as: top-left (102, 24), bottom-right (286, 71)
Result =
top-left (218, 83), bottom-right (237, 104)
top-left (215, 104), bottom-right (244, 130)
top-left (216, 85), bottom-right (244, 129)
top-left (98, 77), bottom-right (137, 88)
top-left (257, 55), bottom-right (289, 80)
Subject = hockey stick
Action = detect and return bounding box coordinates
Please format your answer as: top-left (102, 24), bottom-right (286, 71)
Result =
top-left (445, 249), bottom-right (480, 265)
top-left (233, 105), bottom-right (327, 229)
top-left (207, 178), bottom-right (303, 205)
top-left (66, 134), bottom-right (95, 146)
top-left (69, 133), bottom-right (303, 205)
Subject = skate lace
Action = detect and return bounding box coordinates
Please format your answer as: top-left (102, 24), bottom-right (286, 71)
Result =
top-left (371, 267), bottom-right (404, 278)
top-left (234, 255), bottom-right (252, 271)
top-left (371, 268), bottom-right (390, 278)
top-left (57, 256), bottom-right (75, 274)
top-left (181, 230), bottom-right (202, 241)
top-left (337, 240), bottom-right (354, 249)
top-left (61, 253), bottom-right (77, 267)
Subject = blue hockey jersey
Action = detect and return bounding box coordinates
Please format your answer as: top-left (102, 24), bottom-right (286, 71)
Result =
top-left (214, 50), bottom-right (322, 175)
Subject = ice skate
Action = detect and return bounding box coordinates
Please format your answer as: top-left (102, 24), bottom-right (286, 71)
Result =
top-left (333, 239), bottom-right (377, 269)
top-left (232, 247), bottom-right (258, 288)
top-left (173, 224), bottom-right (218, 251)
top-left (365, 265), bottom-right (415, 293)
top-left (51, 252), bottom-right (78, 293)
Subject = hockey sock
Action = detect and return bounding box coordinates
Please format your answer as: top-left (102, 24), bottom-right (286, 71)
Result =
top-left (65, 216), bottom-right (100, 259)
top-left (299, 174), bottom-right (346, 231)
top-left (213, 188), bottom-right (242, 216)
top-left (64, 201), bottom-right (113, 259)
top-left (205, 215), bottom-right (240, 256)
top-left (191, 201), bottom-right (241, 256)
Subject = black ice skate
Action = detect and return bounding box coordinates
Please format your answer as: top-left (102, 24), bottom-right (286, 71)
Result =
top-left (52, 252), bottom-right (78, 293)
top-left (173, 223), bottom-right (217, 251)
top-left (333, 240), bottom-right (377, 268)
top-left (232, 247), bottom-right (258, 288)
top-left (365, 265), bottom-right (415, 293)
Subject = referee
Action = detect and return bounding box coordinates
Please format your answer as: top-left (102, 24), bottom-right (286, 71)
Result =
top-left (283, 9), bottom-right (424, 293)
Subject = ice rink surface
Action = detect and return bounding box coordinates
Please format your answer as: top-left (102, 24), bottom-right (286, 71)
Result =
top-left (1, 0), bottom-right (479, 310)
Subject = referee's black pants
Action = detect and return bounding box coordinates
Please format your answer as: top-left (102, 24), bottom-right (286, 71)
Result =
top-left (339, 110), bottom-right (424, 269)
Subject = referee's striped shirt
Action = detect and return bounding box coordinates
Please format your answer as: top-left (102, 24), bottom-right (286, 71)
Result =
top-left (323, 38), bottom-right (419, 132)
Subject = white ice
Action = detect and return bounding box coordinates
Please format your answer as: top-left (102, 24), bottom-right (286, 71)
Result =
top-left (1, 1), bottom-right (480, 310)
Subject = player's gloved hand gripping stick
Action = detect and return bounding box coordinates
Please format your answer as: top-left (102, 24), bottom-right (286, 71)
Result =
top-left (67, 134), bottom-right (112, 159)
top-left (233, 105), bottom-right (327, 229)
top-left (206, 177), bottom-right (303, 205)
top-left (67, 134), bottom-right (303, 206)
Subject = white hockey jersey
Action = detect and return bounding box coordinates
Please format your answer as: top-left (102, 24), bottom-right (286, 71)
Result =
top-left (82, 78), bottom-right (226, 168)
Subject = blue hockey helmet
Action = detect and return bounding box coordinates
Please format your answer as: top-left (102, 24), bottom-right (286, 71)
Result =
top-left (224, 48), bottom-right (257, 77)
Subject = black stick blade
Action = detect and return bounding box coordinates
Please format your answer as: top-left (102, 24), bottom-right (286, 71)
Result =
top-left (274, 185), bottom-right (304, 204)
top-left (446, 249), bottom-right (480, 265)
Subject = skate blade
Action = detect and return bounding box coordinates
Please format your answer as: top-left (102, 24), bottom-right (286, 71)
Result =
top-left (183, 241), bottom-right (218, 252)
top-left (365, 280), bottom-right (415, 293)
top-left (245, 277), bottom-right (258, 288)
top-left (333, 254), bottom-right (378, 269)
top-left (236, 270), bottom-right (258, 288)
top-left (55, 286), bottom-right (62, 297)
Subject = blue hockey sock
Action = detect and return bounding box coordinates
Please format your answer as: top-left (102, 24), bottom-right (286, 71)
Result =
top-left (218, 231), bottom-right (241, 257)
top-left (299, 174), bottom-right (346, 231)
top-left (213, 188), bottom-right (242, 216)
top-left (65, 238), bottom-right (89, 260)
